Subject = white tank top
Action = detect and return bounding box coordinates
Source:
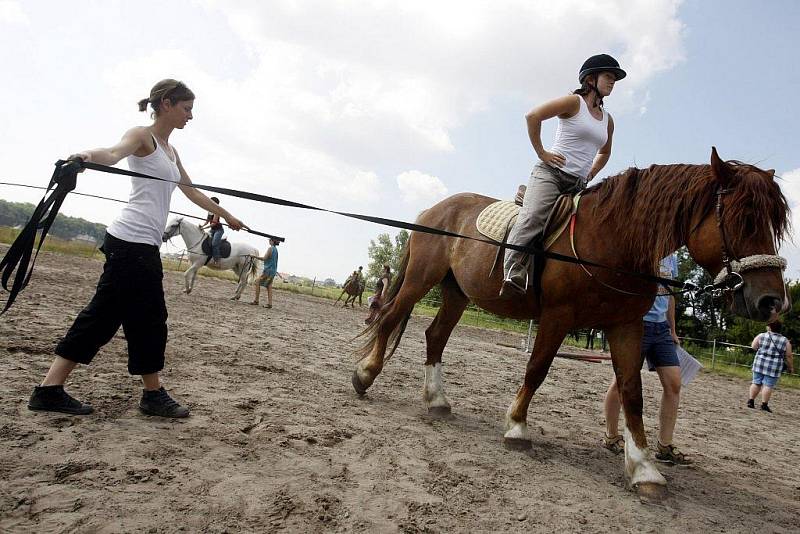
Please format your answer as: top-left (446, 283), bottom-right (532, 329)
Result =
top-left (549, 96), bottom-right (609, 180)
top-left (107, 136), bottom-right (179, 246)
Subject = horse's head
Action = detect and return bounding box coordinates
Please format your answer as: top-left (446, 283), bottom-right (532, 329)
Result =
top-left (162, 216), bottom-right (184, 242)
top-left (686, 147), bottom-right (791, 321)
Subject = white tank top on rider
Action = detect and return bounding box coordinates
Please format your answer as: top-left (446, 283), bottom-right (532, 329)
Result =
top-left (107, 135), bottom-right (180, 247)
top-left (548, 96), bottom-right (609, 180)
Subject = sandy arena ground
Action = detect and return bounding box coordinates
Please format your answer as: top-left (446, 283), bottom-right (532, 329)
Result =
top-left (1, 249), bottom-right (799, 533)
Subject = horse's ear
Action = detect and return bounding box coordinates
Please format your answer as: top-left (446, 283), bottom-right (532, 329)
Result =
top-left (710, 146), bottom-right (733, 186)
top-left (766, 169), bottom-right (776, 178)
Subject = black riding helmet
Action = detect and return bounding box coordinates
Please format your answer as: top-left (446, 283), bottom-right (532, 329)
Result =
top-left (579, 54), bottom-right (626, 82)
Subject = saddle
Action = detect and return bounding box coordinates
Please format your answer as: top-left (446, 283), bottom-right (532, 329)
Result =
top-left (201, 234), bottom-right (232, 262)
top-left (476, 185), bottom-right (581, 250)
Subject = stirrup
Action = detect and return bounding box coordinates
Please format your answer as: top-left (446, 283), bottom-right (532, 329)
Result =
top-left (500, 263), bottom-right (529, 296)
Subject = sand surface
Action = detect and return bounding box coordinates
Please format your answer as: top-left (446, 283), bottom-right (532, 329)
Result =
top-left (1, 249), bottom-right (798, 533)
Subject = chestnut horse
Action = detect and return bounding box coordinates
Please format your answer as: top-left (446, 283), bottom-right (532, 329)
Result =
top-left (353, 148), bottom-right (789, 499)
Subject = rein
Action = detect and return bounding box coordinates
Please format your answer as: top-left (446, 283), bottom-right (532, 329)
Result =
top-left (0, 159), bottom-right (779, 313)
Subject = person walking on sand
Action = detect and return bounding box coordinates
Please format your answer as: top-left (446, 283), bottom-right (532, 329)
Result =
top-left (251, 237), bottom-right (280, 308)
top-left (502, 54), bottom-right (625, 297)
top-left (365, 264), bottom-right (392, 325)
top-left (748, 321), bottom-right (794, 413)
top-left (602, 253), bottom-right (692, 465)
top-left (27, 79), bottom-right (246, 418)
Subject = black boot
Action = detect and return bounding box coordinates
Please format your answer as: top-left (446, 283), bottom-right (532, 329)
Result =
top-left (760, 402), bottom-right (772, 413)
top-left (746, 398), bottom-right (755, 409)
top-left (139, 387), bottom-right (190, 418)
top-left (28, 385), bottom-right (94, 415)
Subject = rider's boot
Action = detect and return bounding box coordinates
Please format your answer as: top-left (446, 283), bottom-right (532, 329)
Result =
top-left (500, 258), bottom-right (530, 297)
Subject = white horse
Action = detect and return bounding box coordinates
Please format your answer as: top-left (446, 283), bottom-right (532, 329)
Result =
top-left (162, 216), bottom-right (259, 300)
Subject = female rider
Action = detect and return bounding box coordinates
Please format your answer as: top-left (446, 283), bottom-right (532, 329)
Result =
top-left (502, 54), bottom-right (625, 296)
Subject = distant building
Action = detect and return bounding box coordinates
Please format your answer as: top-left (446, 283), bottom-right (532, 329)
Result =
top-left (71, 233), bottom-right (98, 244)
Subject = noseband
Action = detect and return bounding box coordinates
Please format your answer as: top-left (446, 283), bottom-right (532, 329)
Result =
top-left (711, 187), bottom-right (786, 292)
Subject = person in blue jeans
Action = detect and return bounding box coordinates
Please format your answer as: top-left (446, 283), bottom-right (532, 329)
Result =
top-left (602, 253), bottom-right (691, 465)
top-left (748, 321), bottom-right (794, 413)
top-left (201, 196), bottom-right (224, 266)
top-left (251, 237), bottom-right (279, 308)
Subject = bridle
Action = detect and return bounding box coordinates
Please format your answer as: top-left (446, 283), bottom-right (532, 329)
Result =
top-left (711, 186), bottom-right (787, 293)
top-left (164, 218), bottom-right (207, 255)
top-left (571, 185), bottom-right (787, 298)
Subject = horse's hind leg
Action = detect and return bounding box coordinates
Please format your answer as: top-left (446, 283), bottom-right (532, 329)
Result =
top-left (423, 275), bottom-right (468, 417)
top-left (504, 310), bottom-right (570, 449)
top-left (605, 322), bottom-right (667, 500)
top-left (354, 252), bottom-right (446, 395)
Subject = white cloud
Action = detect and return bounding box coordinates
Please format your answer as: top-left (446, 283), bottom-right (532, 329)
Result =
top-left (0, 0), bottom-right (688, 280)
top-left (0, 1), bottom-right (27, 26)
top-left (397, 170), bottom-right (448, 206)
top-left (779, 168), bottom-right (800, 280)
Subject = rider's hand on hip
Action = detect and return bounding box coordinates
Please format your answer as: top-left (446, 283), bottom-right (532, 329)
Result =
top-left (539, 150), bottom-right (566, 168)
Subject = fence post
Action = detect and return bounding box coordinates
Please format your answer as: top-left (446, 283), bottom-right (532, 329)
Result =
top-left (711, 339), bottom-right (717, 369)
top-left (311, 277), bottom-right (316, 295)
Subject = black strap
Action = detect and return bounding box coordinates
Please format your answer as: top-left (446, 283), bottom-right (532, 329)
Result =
top-left (81, 161), bottom-right (687, 288)
top-left (0, 180), bottom-right (282, 240)
top-left (0, 160), bottom-right (79, 313)
top-left (1, 159), bottom-right (694, 314)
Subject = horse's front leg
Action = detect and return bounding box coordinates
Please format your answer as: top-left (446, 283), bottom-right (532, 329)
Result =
top-left (504, 311), bottom-right (569, 449)
top-left (606, 322), bottom-right (667, 500)
top-left (184, 263), bottom-right (199, 294)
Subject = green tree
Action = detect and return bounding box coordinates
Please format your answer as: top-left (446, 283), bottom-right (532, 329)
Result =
top-left (367, 230), bottom-right (409, 281)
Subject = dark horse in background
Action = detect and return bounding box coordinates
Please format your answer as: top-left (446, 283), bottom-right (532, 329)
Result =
top-left (353, 148), bottom-right (789, 500)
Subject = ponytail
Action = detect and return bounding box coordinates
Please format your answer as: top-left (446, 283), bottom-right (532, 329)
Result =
top-left (136, 79), bottom-right (195, 116)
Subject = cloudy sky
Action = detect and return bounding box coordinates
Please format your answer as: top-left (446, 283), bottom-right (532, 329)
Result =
top-left (1, 0), bottom-right (798, 283)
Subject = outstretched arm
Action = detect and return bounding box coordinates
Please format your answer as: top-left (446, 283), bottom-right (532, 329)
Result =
top-left (174, 150), bottom-right (245, 231)
top-left (69, 127), bottom-right (149, 165)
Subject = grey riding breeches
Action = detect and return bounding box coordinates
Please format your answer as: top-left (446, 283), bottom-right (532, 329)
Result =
top-left (503, 162), bottom-right (585, 286)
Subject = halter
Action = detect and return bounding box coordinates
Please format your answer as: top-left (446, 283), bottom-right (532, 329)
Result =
top-left (711, 187), bottom-right (787, 293)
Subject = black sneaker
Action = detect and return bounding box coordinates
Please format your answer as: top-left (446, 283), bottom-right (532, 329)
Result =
top-left (28, 385), bottom-right (94, 415)
top-left (139, 387), bottom-right (189, 418)
top-left (747, 399), bottom-right (755, 409)
top-left (760, 403), bottom-right (772, 413)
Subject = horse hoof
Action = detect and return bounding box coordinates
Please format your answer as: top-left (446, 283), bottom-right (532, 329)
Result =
top-left (352, 371), bottom-right (369, 396)
top-left (503, 437), bottom-right (532, 451)
top-left (427, 405), bottom-right (451, 418)
top-left (635, 482), bottom-right (667, 504)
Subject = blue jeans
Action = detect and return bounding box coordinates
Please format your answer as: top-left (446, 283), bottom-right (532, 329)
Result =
top-left (752, 371), bottom-right (779, 388)
top-left (210, 227), bottom-right (224, 260)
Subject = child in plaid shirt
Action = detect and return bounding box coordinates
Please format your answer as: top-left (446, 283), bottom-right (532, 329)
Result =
top-left (748, 321), bottom-right (794, 413)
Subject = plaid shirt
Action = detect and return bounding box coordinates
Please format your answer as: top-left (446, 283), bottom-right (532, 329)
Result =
top-left (752, 332), bottom-right (788, 378)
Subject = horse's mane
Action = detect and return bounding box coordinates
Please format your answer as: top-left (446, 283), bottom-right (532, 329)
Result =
top-left (584, 162), bottom-right (790, 273)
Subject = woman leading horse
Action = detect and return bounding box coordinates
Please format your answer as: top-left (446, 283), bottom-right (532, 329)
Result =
top-left (353, 148), bottom-right (789, 499)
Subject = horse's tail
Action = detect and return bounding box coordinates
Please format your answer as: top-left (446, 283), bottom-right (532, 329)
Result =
top-left (248, 253), bottom-right (259, 283)
top-left (355, 244), bottom-right (411, 364)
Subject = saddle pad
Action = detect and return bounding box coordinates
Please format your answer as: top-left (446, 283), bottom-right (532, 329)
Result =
top-left (476, 201), bottom-right (519, 243)
top-left (475, 194), bottom-right (582, 250)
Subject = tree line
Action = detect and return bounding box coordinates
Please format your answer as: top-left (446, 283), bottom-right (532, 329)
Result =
top-left (367, 230), bottom-right (798, 347)
top-left (0, 198), bottom-right (106, 242)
